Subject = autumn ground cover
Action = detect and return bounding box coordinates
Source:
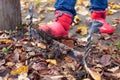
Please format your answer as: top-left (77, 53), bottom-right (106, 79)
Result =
top-left (0, 0), bottom-right (120, 80)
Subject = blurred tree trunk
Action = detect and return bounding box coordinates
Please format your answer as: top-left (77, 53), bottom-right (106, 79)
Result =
top-left (0, 0), bottom-right (21, 30)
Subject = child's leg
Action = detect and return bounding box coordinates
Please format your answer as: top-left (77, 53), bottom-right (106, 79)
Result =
top-left (54, 0), bottom-right (76, 18)
top-left (39, 0), bottom-right (77, 37)
top-left (90, 0), bottom-right (114, 34)
top-left (90, 0), bottom-right (108, 11)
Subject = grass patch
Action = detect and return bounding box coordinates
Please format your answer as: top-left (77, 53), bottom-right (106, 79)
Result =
top-left (115, 41), bottom-right (120, 49)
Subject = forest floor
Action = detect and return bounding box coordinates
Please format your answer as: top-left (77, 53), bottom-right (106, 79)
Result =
top-left (0, 0), bottom-right (120, 80)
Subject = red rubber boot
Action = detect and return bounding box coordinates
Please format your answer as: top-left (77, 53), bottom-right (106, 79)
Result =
top-left (91, 10), bottom-right (114, 34)
top-left (39, 11), bottom-right (72, 37)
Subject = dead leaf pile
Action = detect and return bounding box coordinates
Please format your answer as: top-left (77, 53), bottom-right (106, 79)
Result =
top-left (0, 0), bottom-right (120, 80)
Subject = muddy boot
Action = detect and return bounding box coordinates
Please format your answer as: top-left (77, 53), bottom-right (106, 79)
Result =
top-left (91, 10), bottom-right (114, 34)
top-left (39, 11), bottom-right (72, 38)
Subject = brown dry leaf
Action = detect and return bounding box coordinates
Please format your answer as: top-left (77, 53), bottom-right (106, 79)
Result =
top-left (85, 67), bottom-right (101, 80)
top-left (11, 66), bottom-right (28, 75)
top-left (60, 39), bottom-right (75, 48)
top-left (32, 62), bottom-right (47, 71)
top-left (0, 39), bottom-right (12, 44)
top-left (100, 55), bottom-right (111, 66)
top-left (0, 60), bottom-right (5, 66)
top-left (84, 62), bottom-right (101, 80)
top-left (64, 56), bottom-right (74, 63)
top-left (107, 66), bottom-right (119, 73)
top-left (76, 26), bottom-right (88, 35)
top-left (112, 72), bottom-right (120, 78)
top-left (39, 15), bottom-right (45, 21)
top-left (37, 8), bottom-right (45, 14)
top-left (46, 59), bottom-right (57, 65)
top-left (37, 43), bottom-right (47, 49)
top-left (104, 71), bottom-right (120, 79)
top-left (6, 62), bottom-right (15, 67)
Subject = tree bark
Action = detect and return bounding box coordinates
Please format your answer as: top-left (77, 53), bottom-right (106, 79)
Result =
top-left (0, 0), bottom-right (21, 30)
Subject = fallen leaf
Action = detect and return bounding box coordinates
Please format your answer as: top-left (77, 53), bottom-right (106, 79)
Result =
top-left (6, 62), bottom-right (15, 67)
top-left (47, 7), bottom-right (55, 11)
top-left (28, 51), bottom-right (35, 56)
top-left (104, 71), bottom-right (120, 79)
top-left (85, 66), bottom-right (101, 80)
top-left (32, 62), bottom-right (47, 71)
top-left (112, 72), bottom-right (120, 78)
top-left (77, 37), bottom-right (87, 42)
top-left (39, 15), bottom-right (45, 21)
top-left (46, 59), bottom-right (57, 65)
top-left (84, 60), bottom-right (101, 80)
top-left (0, 60), bottom-right (5, 66)
top-left (64, 56), bottom-right (74, 63)
top-left (60, 39), bottom-right (75, 48)
top-left (100, 55), bottom-right (111, 66)
top-left (107, 66), bottom-right (119, 73)
top-left (37, 8), bottom-right (45, 13)
top-left (76, 26), bottom-right (88, 35)
top-left (107, 9), bottom-right (114, 15)
top-left (18, 73), bottom-right (29, 80)
top-left (0, 39), bottom-right (12, 44)
top-left (25, 15), bottom-right (30, 20)
top-left (50, 75), bottom-right (64, 80)
top-left (37, 43), bottom-right (47, 49)
top-left (109, 2), bottom-right (120, 9)
top-left (73, 15), bottom-right (81, 25)
top-left (11, 66), bottom-right (28, 75)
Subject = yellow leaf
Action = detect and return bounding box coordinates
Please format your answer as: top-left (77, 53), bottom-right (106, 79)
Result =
top-left (107, 10), bottom-right (114, 15)
top-left (74, 15), bottom-right (81, 25)
top-left (46, 59), bottom-right (57, 65)
top-left (11, 66), bottom-right (28, 75)
top-left (0, 39), bottom-right (12, 44)
top-left (76, 26), bottom-right (88, 35)
top-left (109, 2), bottom-right (120, 9)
